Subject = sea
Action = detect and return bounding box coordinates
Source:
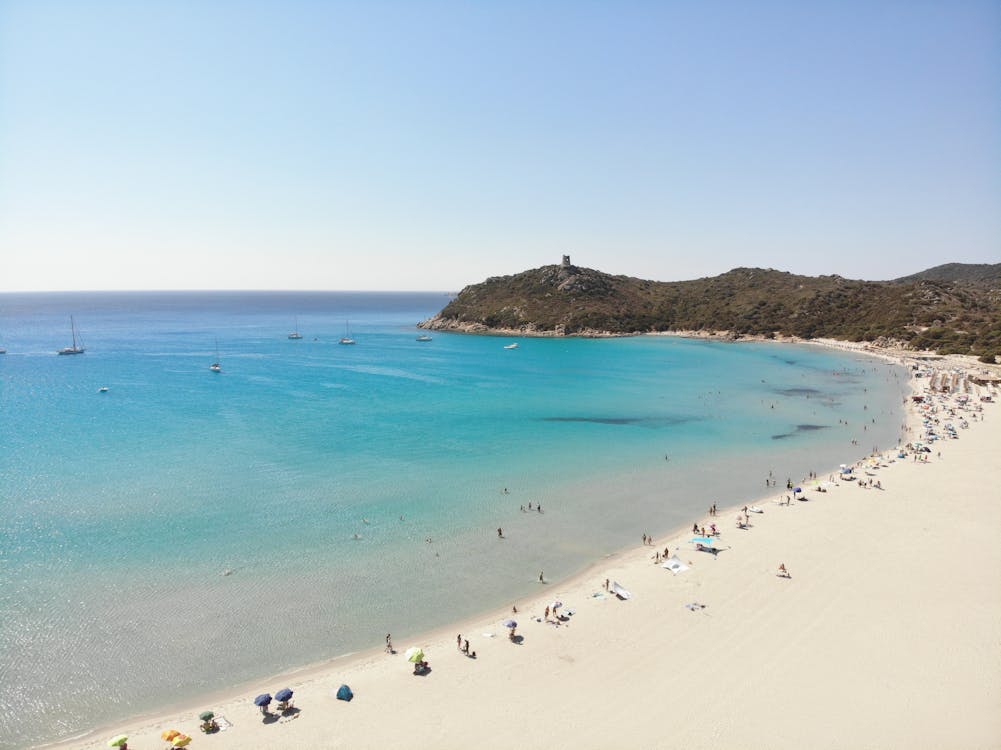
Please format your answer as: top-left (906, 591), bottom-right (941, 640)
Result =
top-left (0, 291), bottom-right (909, 749)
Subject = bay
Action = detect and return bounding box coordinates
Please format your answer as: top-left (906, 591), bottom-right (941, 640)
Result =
top-left (0, 292), bottom-right (908, 749)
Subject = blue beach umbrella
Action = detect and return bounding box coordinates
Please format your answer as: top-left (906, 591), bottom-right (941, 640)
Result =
top-left (254, 693), bottom-right (272, 707)
top-left (793, 487), bottom-right (802, 493)
top-left (502, 619), bottom-right (517, 628)
top-left (275, 688), bottom-right (293, 702)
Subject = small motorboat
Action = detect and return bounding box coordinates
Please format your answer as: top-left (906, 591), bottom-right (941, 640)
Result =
top-left (503, 343), bottom-right (519, 349)
top-left (416, 335), bottom-right (432, 342)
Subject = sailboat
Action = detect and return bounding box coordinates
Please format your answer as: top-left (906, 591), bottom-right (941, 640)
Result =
top-left (210, 339), bottom-right (222, 372)
top-left (339, 321), bottom-right (355, 345)
top-left (57, 316), bottom-right (86, 355)
top-left (288, 316), bottom-right (303, 340)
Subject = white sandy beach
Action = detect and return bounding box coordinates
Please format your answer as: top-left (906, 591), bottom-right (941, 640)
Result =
top-left (56, 354), bottom-right (1001, 750)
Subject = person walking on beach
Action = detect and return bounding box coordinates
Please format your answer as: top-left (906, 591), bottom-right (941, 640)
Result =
top-left (457, 634), bottom-right (462, 650)
top-left (497, 527), bottom-right (503, 538)
top-left (386, 634), bottom-right (393, 653)
top-left (539, 571), bottom-right (544, 583)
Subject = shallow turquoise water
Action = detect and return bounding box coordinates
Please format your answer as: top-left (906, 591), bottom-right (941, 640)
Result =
top-left (0, 292), bottom-right (908, 748)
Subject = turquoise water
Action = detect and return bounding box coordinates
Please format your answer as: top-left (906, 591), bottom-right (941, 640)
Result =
top-left (0, 292), bottom-right (908, 749)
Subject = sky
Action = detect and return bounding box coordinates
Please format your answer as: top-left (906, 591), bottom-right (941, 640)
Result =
top-left (1, 0), bottom-right (998, 292)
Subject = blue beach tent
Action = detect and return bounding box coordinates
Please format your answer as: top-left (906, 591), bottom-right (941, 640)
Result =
top-left (336, 684), bottom-right (354, 701)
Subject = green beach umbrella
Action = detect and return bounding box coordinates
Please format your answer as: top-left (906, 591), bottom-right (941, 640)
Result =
top-left (404, 646), bottom-right (424, 663)
top-left (198, 710), bottom-right (215, 721)
top-left (107, 735), bottom-right (128, 747)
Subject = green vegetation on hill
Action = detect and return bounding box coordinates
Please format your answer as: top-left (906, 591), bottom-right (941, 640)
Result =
top-left (420, 263), bottom-right (1001, 358)
top-left (894, 263), bottom-right (1001, 286)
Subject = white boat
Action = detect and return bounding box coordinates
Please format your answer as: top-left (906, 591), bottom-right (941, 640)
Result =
top-left (339, 321), bottom-right (355, 345)
top-left (416, 334), bottom-right (432, 342)
top-left (210, 339), bottom-right (222, 372)
top-left (57, 316), bottom-right (85, 355)
top-left (288, 316), bottom-right (303, 340)
top-left (98, 386), bottom-right (109, 393)
top-left (503, 343), bottom-right (519, 350)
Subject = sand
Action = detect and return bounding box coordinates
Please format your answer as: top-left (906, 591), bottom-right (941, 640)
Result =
top-left (53, 355), bottom-right (1001, 750)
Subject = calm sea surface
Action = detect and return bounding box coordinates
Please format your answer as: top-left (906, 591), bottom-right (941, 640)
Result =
top-left (0, 292), bottom-right (909, 749)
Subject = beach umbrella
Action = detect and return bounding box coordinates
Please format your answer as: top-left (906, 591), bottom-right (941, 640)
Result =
top-left (502, 619), bottom-right (517, 628)
top-left (198, 711), bottom-right (214, 721)
top-left (254, 693), bottom-right (272, 707)
top-left (336, 684), bottom-right (354, 701)
top-left (107, 736), bottom-right (128, 747)
top-left (792, 487), bottom-right (802, 493)
top-left (404, 646), bottom-right (424, 663)
top-left (161, 729), bottom-right (181, 741)
top-left (275, 688), bottom-right (294, 702)
top-left (172, 735), bottom-right (191, 748)
top-left (551, 601), bottom-right (563, 609)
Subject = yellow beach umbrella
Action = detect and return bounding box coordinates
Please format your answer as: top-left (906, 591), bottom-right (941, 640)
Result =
top-left (161, 729), bottom-right (181, 741)
top-left (172, 734), bottom-right (192, 747)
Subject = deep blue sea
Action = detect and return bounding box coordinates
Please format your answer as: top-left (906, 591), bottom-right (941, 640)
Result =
top-left (0, 292), bottom-right (909, 749)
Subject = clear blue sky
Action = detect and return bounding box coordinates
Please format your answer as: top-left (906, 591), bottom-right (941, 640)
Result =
top-left (1, 0), bottom-right (998, 291)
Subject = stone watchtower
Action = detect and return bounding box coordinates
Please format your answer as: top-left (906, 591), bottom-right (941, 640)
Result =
top-left (562, 254), bottom-right (572, 268)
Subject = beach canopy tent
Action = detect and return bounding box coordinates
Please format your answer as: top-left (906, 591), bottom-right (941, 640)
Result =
top-left (254, 693), bottom-right (272, 707)
top-left (275, 688), bottom-right (293, 702)
top-left (661, 556), bottom-right (690, 574)
top-left (336, 684), bottom-right (354, 701)
top-left (610, 581), bottom-right (632, 599)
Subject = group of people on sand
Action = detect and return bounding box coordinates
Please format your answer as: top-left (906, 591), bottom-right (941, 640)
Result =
top-left (456, 634), bottom-right (476, 658)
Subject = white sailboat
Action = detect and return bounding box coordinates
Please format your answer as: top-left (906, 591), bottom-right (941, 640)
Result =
top-left (57, 316), bottom-right (85, 355)
top-left (288, 316), bottom-right (303, 340)
top-left (339, 321), bottom-right (355, 345)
